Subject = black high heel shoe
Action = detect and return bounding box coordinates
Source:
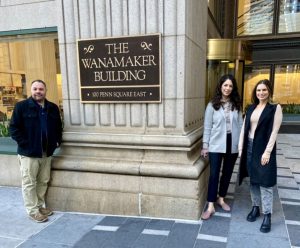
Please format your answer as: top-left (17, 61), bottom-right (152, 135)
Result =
top-left (260, 213), bottom-right (271, 233)
top-left (247, 206), bottom-right (260, 222)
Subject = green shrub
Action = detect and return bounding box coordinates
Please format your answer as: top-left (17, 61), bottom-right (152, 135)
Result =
top-left (0, 122), bottom-right (10, 137)
top-left (282, 103), bottom-right (300, 114)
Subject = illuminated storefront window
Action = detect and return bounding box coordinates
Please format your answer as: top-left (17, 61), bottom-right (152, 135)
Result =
top-left (274, 64), bottom-right (300, 104)
top-left (0, 38), bottom-right (62, 137)
top-left (243, 66), bottom-right (271, 108)
top-left (244, 64), bottom-right (300, 112)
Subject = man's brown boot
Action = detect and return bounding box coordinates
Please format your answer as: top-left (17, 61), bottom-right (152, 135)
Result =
top-left (29, 212), bottom-right (48, 223)
top-left (39, 207), bottom-right (53, 216)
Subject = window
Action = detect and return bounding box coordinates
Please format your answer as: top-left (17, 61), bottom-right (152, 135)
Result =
top-left (278, 0), bottom-right (300, 33)
top-left (236, 0), bottom-right (300, 36)
top-left (0, 37), bottom-right (61, 140)
top-left (243, 65), bottom-right (271, 108)
top-left (237, 0), bottom-right (274, 36)
top-left (274, 64), bottom-right (300, 104)
top-left (243, 64), bottom-right (300, 111)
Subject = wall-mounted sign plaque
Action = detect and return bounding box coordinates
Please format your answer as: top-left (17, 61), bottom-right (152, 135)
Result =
top-left (77, 33), bottom-right (161, 103)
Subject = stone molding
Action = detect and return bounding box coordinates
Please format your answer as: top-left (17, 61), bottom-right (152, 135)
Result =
top-left (62, 126), bottom-right (202, 148)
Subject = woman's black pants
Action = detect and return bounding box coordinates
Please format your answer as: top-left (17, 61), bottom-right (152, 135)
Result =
top-left (207, 133), bottom-right (238, 202)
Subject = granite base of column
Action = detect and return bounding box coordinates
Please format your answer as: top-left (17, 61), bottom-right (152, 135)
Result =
top-left (46, 143), bottom-right (209, 220)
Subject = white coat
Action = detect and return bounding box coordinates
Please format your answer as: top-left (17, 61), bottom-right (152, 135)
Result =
top-left (202, 102), bottom-right (243, 153)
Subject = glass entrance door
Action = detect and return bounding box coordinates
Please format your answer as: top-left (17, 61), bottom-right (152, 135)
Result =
top-left (206, 39), bottom-right (251, 106)
top-left (206, 59), bottom-right (244, 105)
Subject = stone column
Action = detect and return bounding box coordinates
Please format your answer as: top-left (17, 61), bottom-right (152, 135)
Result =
top-left (48, 0), bottom-right (208, 220)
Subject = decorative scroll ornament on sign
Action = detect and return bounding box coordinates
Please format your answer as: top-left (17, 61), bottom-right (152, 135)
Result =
top-left (141, 42), bottom-right (152, 51)
top-left (84, 45), bottom-right (94, 54)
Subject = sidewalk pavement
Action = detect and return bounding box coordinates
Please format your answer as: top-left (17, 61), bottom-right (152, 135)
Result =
top-left (0, 134), bottom-right (299, 248)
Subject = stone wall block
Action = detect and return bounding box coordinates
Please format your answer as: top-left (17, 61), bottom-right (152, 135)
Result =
top-left (58, 44), bottom-right (69, 100)
top-left (56, 143), bottom-right (145, 161)
top-left (65, 43), bottom-right (79, 100)
top-left (99, 104), bottom-right (112, 126)
top-left (69, 100), bottom-right (81, 125)
top-left (47, 187), bottom-right (139, 215)
top-left (88, 0), bottom-right (96, 37)
top-left (53, 158), bottom-right (141, 175)
top-left (184, 98), bottom-right (202, 133)
top-left (142, 142), bottom-right (202, 164)
top-left (50, 171), bottom-right (141, 193)
top-left (198, 165), bottom-right (210, 211)
top-left (141, 195), bottom-right (200, 220)
top-left (140, 158), bottom-right (206, 179)
top-left (72, 0), bottom-right (80, 39)
top-left (199, 0), bottom-right (208, 47)
top-left (94, 0), bottom-right (107, 36)
top-left (163, 36), bottom-right (177, 99)
top-left (0, 1), bottom-right (57, 31)
top-left (1, 0), bottom-right (44, 5)
top-left (114, 104), bottom-right (127, 126)
top-left (163, 99), bottom-right (177, 128)
top-left (130, 104), bottom-right (144, 127)
top-left (56, 0), bottom-right (65, 43)
top-left (176, 35), bottom-right (185, 99)
top-left (164, 0), bottom-right (177, 36)
top-left (198, 51), bottom-right (207, 98)
top-left (162, 98), bottom-right (183, 132)
top-left (141, 177), bottom-right (200, 199)
top-left (186, 0), bottom-right (206, 46)
top-left (78, 0), bottom-right (92, 38)
top-left (128, 0), bottom-right (141, 34)
top-left (185, 38), bottom-right (203, 99)
top-left (61, 126), bottom-right (201, 146)
top-left (145, 0), bottom-right (159, 33)
top-left (111, 0), bottom-right (123, 36)
top-left (59, 0), bottom-right (76, 43)
top-left (147, 104), bottom-right (160, 128)
top-left (84, 104), bottom-right (96, 126)
top-left (0, 155), bottom-right (20, 187)
top-left (176, 0), bottom-right (186, 35)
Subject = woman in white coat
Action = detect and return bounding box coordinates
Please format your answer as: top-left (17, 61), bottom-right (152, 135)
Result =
top-left (201, 74), bottom-right (243, 220)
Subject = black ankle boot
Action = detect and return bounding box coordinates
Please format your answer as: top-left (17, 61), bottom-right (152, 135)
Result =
top-left (260, 213), bottom-right (271, 233)
top-left (247, 206), bottom-right (260, 222)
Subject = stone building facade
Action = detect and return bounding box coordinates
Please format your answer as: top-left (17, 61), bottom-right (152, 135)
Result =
top-left (0, 0), bottom-right (208, 220)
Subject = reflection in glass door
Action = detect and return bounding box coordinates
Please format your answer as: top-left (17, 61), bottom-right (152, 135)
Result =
top-left (206, 60), bottom-right (244, 105)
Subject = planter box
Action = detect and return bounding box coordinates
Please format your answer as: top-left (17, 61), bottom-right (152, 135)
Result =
top-left (282, 114), bottom-right (300, 122)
